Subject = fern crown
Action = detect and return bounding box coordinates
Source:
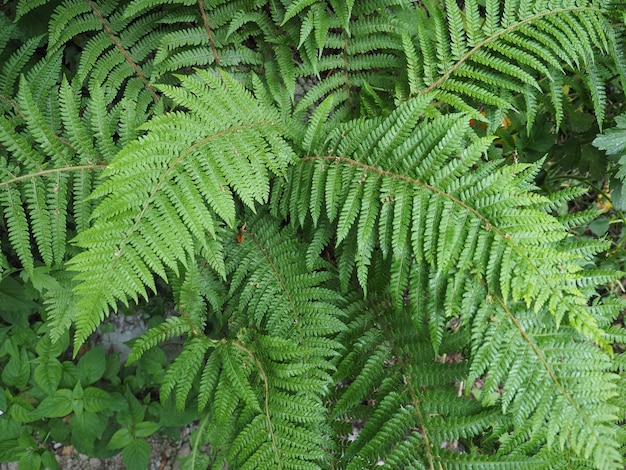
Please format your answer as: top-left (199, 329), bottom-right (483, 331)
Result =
top-left (1, 0), bottom-right (625, 468)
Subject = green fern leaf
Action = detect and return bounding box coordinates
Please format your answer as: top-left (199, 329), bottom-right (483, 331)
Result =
top-left (0, 36), bottom-right (42, 97)
top-left (0, 178), bottom-right (33, 272)
top-left (68, 70), bottom-right (295, 351)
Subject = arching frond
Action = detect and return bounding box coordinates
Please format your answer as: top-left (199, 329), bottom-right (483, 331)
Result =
top-left (126, 211), bottom-right (345, 469)
top-left (68, 70), bottom-right (296, 350)
top-left (278, 92), bottom-right (623, 466)
top-left (0, 2), bottom-right (624, 469)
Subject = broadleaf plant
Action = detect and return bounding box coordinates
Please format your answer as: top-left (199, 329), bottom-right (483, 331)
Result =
top-left (1, 0), bottom-right (626, 468)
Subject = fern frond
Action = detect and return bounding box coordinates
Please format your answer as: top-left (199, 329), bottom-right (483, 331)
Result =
top-left (44, 0), bottom-right (191, 114)
top-left (0, 173), bottom-right (33, 272)
top-left (329, 296), bottom-right (500, 468)
top-left (127, 316), bottom-right (195, 364)
top-left (296, 95), bottom-right (607, 343)
top-left (1, 2), bottom-right (624, 469)
top-left (278, 92), bottom-right (624, 465)
top-left (0, 73), bottom-right (110, 273)
top-left (264, 0), bottom-right (615, 125)
top-left (0, 35), bottom-right (42, 99)
top-left (122, 0), bottom-right (265, 84)
top-left (48, 0), bottom-right (101, 51)
top-left (217, 212), bottom-right (344, 469)
top-left (468, 295), bottom-right (621, 469)
top-left (15, 0), bottom-right (50, 19)
top-left (125, 211), bottom-right (344, 468)
top-left (68, 70), bottom-right (295, 350)
top-left (352, 0), bottom-right (611, 127)
top-left (329, 284), bottom-right (623, 469)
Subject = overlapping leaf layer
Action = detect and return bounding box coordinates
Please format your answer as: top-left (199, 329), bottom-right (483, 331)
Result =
top-left (1, 0), bottom-right (626, 468)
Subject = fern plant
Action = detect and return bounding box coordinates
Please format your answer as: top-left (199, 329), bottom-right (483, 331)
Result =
top-left (2, 0), bottom-right (626, 469)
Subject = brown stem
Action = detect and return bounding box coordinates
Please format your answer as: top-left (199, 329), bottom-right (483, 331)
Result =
top-left (87, 0), bottom-right (160, 102)
top-left (197, 0), bottom-right (221, 66)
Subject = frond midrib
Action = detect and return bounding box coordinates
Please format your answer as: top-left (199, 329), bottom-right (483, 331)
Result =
top-left (421, 6), bottom-right (602, 95)
top-left (304, 153), bottom-right (595, 342)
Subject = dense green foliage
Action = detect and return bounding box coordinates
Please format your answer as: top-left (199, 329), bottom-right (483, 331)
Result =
top-left (2, 0), bottom-right (626, 468)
